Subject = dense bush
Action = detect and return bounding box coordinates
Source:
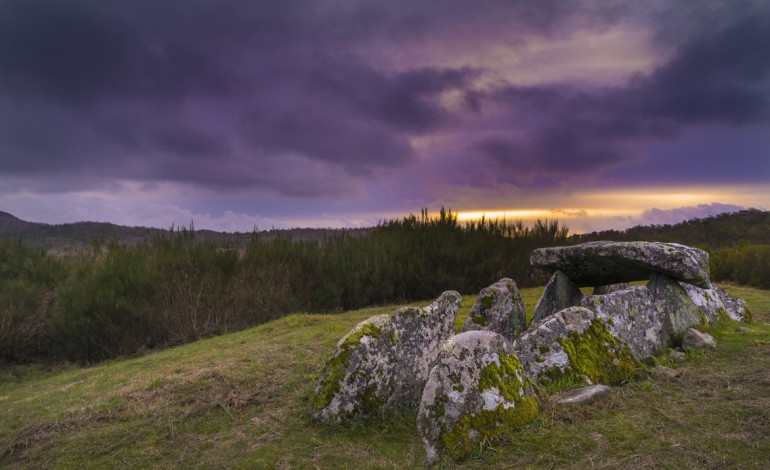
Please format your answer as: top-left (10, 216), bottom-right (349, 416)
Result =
top-left (0, 240), bottom-right (62, 362)
top-left (710, 243), bottom-right (770, 289)
top-left (50, 244), bottom-right (161, 361)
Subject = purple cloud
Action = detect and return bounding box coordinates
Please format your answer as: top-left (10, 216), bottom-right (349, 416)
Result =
top-left (637, 203), bottom-right (747, 226)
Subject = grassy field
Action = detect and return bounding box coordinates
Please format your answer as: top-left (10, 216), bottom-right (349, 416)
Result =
top-left (1, 285), bottom-right (769, 469)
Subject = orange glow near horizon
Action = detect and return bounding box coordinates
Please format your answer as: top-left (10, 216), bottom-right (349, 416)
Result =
top-left (455, 209), bottom-right (553, 221)
top-left (447, 185), bottom-right (770, 230)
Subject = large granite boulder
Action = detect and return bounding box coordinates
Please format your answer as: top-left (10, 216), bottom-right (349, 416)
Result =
top-left (390, 292), bottom-right (465, 402)
top-left (678, 282), bottom-right (729, 325)
top-left (678, 282), bottom-right (751, 324)
top-left (513, 307), bottom-right (640, 387)
top-left (310, 291), bottom-right (461, 424)
top-left (461, 278), bottom-right (527, 342)
top-left (713, 285), bottom-right (752, 322)
top-left (417, 331), bottom-right (539, 465)
top-left (581, 286), bottom-right (669, 358)
top-left (530, 271), bottom-right (583, 326)
top-left (647, 273), bottom-right (705, 336)
top-left (531, 241), bottom-right (711, 288)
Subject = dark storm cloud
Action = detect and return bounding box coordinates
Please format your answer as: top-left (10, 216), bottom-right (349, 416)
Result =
top-left (470, 1), bottom-right (770, 185)
top-left (0, 0), bottom-right (509, 195)
top-left (0, 1), bottom-right (236, 106)
top-left (0, 0), bottom-right (768, 200)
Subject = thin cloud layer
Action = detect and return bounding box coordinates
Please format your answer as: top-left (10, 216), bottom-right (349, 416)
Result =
top-left (0, 0), bottom-right (768, 228)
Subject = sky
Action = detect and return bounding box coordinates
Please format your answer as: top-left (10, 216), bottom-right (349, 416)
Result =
top-left (1, 0), bottom-right (769, 234)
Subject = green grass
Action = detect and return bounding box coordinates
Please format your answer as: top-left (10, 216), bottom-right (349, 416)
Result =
top-left (2, 285), bottom-right (770, 469)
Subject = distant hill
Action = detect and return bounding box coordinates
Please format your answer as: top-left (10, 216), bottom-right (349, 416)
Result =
top-left (0, 211), bottom-right (42, 232)
top-left (0, 211), bottom-right (371, 255)
top-left (572, 209), bottom-right (770, 249)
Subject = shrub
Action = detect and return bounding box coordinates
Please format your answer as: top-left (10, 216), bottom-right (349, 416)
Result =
top-left (51, 244), bottom-right (160, 361)
top-left (0, 239), bottom-right (61, 362)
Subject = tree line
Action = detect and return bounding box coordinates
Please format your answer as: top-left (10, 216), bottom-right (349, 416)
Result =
top-left (0, 209), bottom-right (569, 364)
top-left (2, 208), bottom-right (768, 365)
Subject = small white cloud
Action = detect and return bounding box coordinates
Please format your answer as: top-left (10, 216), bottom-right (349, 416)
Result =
top-left (636, 203), bottom-right (746, 226)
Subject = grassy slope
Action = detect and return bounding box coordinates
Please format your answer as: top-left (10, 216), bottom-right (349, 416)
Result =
top-left (1, 286), bottom-right (769, 469)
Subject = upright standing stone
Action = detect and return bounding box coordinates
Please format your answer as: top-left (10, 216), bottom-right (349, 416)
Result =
top-left (309, 314), bottom-right (397, 423)
top-left (581, 287), bottom-right (670, 358)
top-left (647, 273), bottom-right (705, 336)
top-left (461, 278), bottom-right (527, 342)
top-left (530, 271), bottom-right (583, 326)
top-left (390, 291), bottom-right (464, 406)
top-left (417, 331), bottom-right (538, 465)
top-left (531, 241), bottom-right (711, 288)
top-left (310, 291), bottom-right (462, 424)
top-left (513, 307), bottom-right (640, 387)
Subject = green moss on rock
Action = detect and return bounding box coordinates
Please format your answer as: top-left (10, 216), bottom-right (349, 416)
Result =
top-left (480, 293), bottom-right (495, 310)
top-left (478, 352), bottom-right (525, 401)
top-left (557, 318), bottom-right (641, 385)
top-left (439, 351), bottom-right (539, 462)
top-left (442, 398), bottom-right (539, 461)
top-left (310, 322), bottom-right (383, 411)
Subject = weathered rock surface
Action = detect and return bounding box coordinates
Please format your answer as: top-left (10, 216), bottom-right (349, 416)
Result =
top-left (530, 271), bottom-right (583, 326)
top-left (461, 278), bottom-right (527, 342)
top-left (557, 384), bottom-right (611, 406)
top-left (581, 287), bottom-right (670, 358)
top-left (682, 328), bottom-right (716, 352)
top-left (679, 282), bottom-right (729, 324)
top-left (651, 365), bottom-right (682, 379)
top-left (310, 291), bottom-right (461, 424)
top-left (513, 307), bottom-right (640, 387)
top-left (647, 273), bottom-right (705, 336)
top-left (592, 283), bottom-right (630, 295)
top-left (417, 331), bottom-right (538, 465)
top-left (650, 365), bottom-right (682, 379)
top-left (679, 282), bottom-right (751, 324)
top-left (668, 350), bottom-right (687, 362)
top-left (713, 285), bottom-right (752, 322)
top-left (531, 241), bottom-right (711, 288)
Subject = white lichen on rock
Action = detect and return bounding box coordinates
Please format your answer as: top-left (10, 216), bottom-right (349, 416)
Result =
top-left (679, 282), bottom-right (751, 324)
top-left (417, 331), bottom-right (539, 465)
top-left (581, 286), bottom-right (669, 358)
top-left (713, 284), bottom-right (751, 322)
top-left (309, 291), bottom-right (461, 424)
top-left (513, 307), bottom-right (640, 387)
top-left (461, 278), bottom-right (527, 341)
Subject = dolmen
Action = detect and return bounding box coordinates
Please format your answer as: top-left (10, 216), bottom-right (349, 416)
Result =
top-left (308, 241), bottom-right (750, 465)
